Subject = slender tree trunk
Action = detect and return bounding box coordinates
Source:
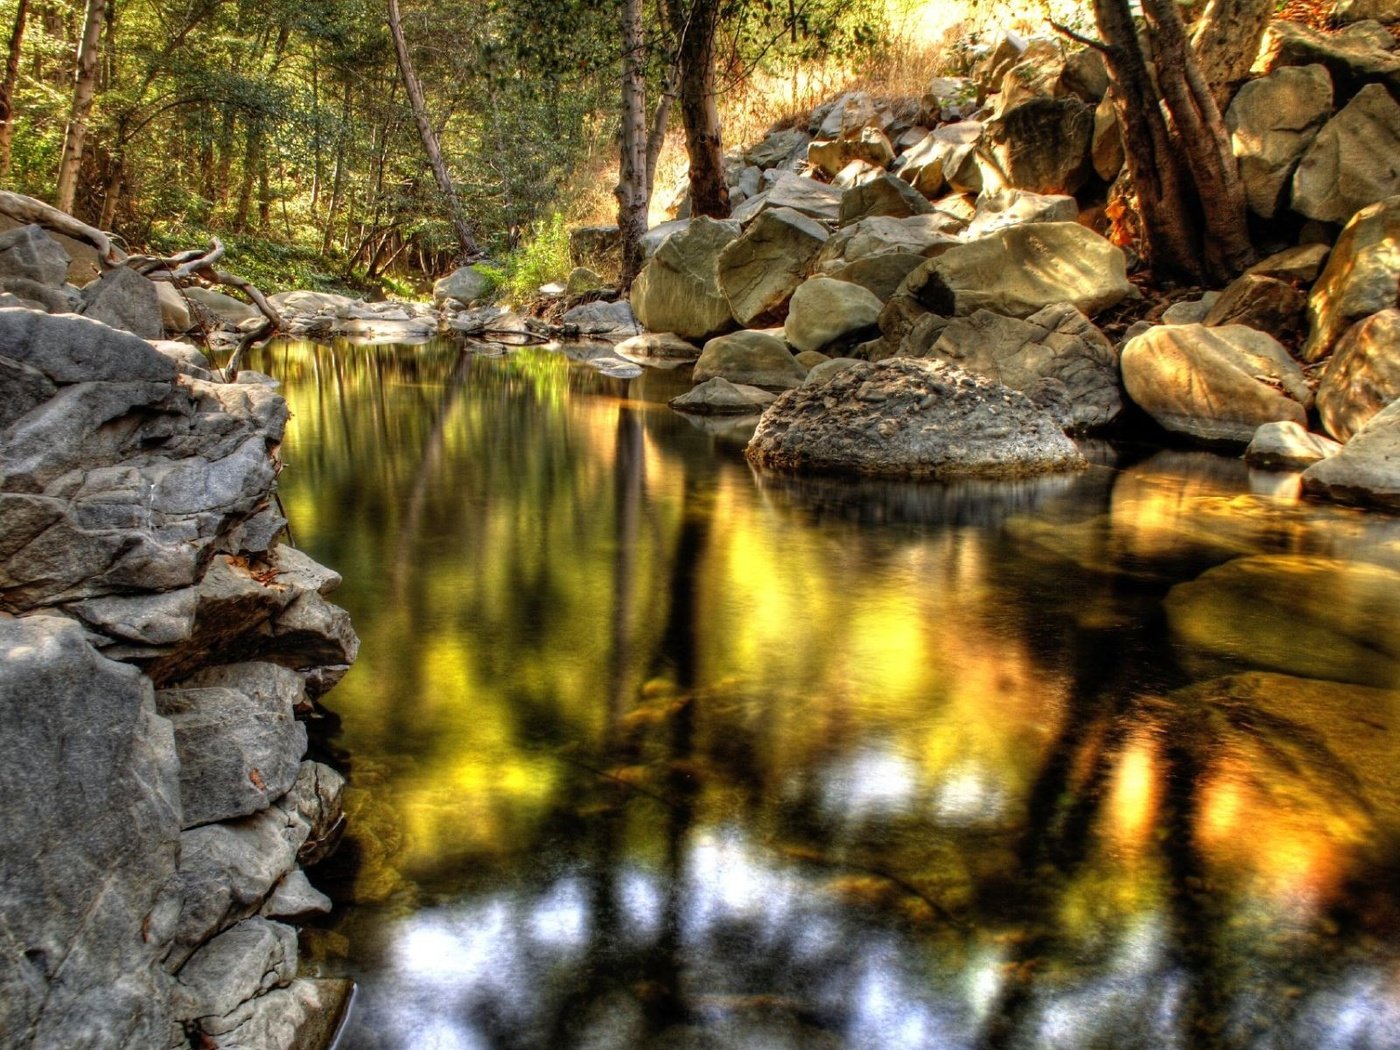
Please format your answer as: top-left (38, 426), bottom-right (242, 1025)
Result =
top-left (1190, 0), bottom-right (1272, 105)
top-left (54, 0), bottom-right (106, 214)
top-left (322, 81), bottom-right (351, 255)
top-left (97, 151), bottom-right (122, 227)
top-left (616, 0), bottom-right (649, 289)
top-left (667, 0), bottom-right (729, 218)
top-left (386, 0), bottom-right (479, 260)
top-left (0, 0), bottom-right (31, 180)
top-left (233, 120), bottom-right (262, 233)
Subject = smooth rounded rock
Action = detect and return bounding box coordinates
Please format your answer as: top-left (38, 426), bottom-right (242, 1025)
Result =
top-left (784, 277), bottom-right (884, 353)
top-left (692, 329), bottom-right (805, 390)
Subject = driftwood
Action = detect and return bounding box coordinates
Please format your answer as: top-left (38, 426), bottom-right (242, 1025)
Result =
top-left (0, 192), bottom-right (282, 377)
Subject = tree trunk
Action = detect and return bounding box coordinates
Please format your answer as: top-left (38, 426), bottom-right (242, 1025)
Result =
top-left (668, 0), bottom-right (729, 219)
top-left (1190, 0), bottom-right (1272, 105)
top-left (0, 0), bottom-right (30, 181)
top-left (386, 0), bottom-right (479, 260)
top-left (54, 0), bottom-right (106, 215)
top-left (233, 119), bottom-right (262, 233)
top-left (616, 0), bottom-right (649, 290)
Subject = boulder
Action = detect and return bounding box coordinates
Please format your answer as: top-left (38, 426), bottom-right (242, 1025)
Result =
top-left (261, 868), bottom-right (332, 921)
top-left (1291, 83), bottom-right (1400, 223)
top-left (0, 223), bottom-right (70, 288)
top-left (569, 225), bottom-right (622, 274)
top-left (817, 214), bottom-right (961, 272)
top-left (670, 376), bottom-right (779, 415)
top-left (802, 357), bottom-right (863, 387)
top-left (1301, 195), bottom-right (1400, 362)
top-left (807, 127), bottom-right (896, 177)
top-left (185, 286), bottom-right (259, 325)
top-left (897, 121), bottom-right (986, 198)
top-left (0, 306), bottom-right (175, 384)
top-left (838, 174), bottom-right (935, 226)
top-left (1246, 243), bottom-right (1331, 283)
top-left (563, 298), bottom-right (639, 336)
top-left (731, 173), bottom-right (843, 225)
top-left (615, 332), bottom-right (700, 361)
top-left (977, 31), bottom-right (1030, 98)
top-left (1316, 308), bottom-right (1400, 440)
top-left (1337, 19), bottom-right (1399, 47)
top-left (814, 91), bottom-right (888, 140)
top-left (1060, 47), bottom-right (1109, 102)
top-left (746, 127), bottom-right (812, 169)
top-left (745, 357), bottom-right (1085, 479)
top-left (903, 222), bottom-right (1132, 319)
top-left (433, 265), bottom-right (493, 305)
top-left (832, 159), bottom-right (885, 188)
top-left (983, 95), bottom-right (1094, 195)
top-left (0, 616), bottom-right (181, 1049)
top-left (173, 917), bottom-right (298, 1030)
top-left (914, 303), bottom-right (1122, 430)
top-left (1336, 0), bottom-right (1400, 24)
top-left (630, 216), bottom-right (739, 340)
top-left (1201, 273), bottom-right (1306, 339)
top-left (1302, 397), bottom-right (1400, 510)
top-left (920, 76), bottom-right (978, 122)
top-left (716, 207), bottom-right (828, 326)
top-left (784, 277), bottom-right (884, 353)
top-left (1226, 64), bottom-right (1333, 218)
top-left (825, 251), bottom-right (928, 302)
top-left (1121, 324), bottom-right (1310, 445)
top-left (963, 188), bottom-right (1078, 240)
top-left (1244, 420), bottom-right (1343, 469)
top-left (79, 265), bottom-right (163, 340)
top-left (692, 330), bottom-right (806, 390)
top-left (1255, 20), bottom-right (1400, 100)
top-left (640, 219), bottom-right (690, 257)
top-left (155, 281), bottom-right (193, 333)
top-left (565, 266), bottom-right (607, 299)
top-left (1162, 293), bottom-right (1220, 325)
top-left (1091, 96), bottom-right (1124, 181)
top-left (0, 353), bottom-right (56, 429)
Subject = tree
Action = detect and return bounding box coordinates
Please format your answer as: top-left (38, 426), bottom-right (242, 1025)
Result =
top-left (665, 0), bottom-right (729, 219)
top-left (0, 0), bottom-right (29, 180)
top-left (54, 0), bottom-right (106, 214)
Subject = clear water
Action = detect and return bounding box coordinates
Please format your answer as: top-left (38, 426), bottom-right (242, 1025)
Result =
top-left (248, 337), bottom-right (1400, 1050)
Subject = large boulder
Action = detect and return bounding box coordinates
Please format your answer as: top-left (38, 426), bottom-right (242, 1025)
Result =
top-left (816, 214), bottom-right (961, 272)
top-left (813, 90), bottom-right (889, 140)
top-left (1336, 0), bottom-right (1400, 21)
top-left (1121, 324), bottom-right (1310, 445)
top-left (185, 286), bottom-right (259, 325)
top-left (745, 127), bottom-right (812, 169)
top-left (914, 303), bottom-right (1122, 431)
top-left (433, 265), bottom-right (493, 305)
top-left (784, 277), bottom-right (884, 353)
top-left (983, 95), bottom-right (1094, 195)
top-left (79, 265), bottom-right (163, 340)
top-left (1301, 194), bottom-right (1400, 362)
top-left (825, 251), bottom-right (928, 302)
top-left (630, 216), bottom-right (740, 341)
top-left (807, 128), bottom-right (896, 178)
top-left (731, 173), bottom-right (843, 225)
top-left (1245, 420), bottom-right (1343, 469)
top-left (1200, 273), bottom-right (1306, 340)
top-left (1226, 64), bottom-right (1333, 218)
top-left (1255, 19), bottom-right (1400, 100)
top-left (838, 175), bottom-right (935, 226)
top-left (963, 188), bottom-right (1078, 240)
top-left (895, 122), bottom-right (985, 197)
top-left (0, 223), bottom-right (70, 289)
top-left (692, 329), bottom-right (806, 390)
top-left (745, 357), bottom-right (1085, 478)
top-left (903, 222), bottom-right (1132, 319)
top-left (0, 615), bottom-right (181, 1049)
top-left (1291, 83), bottom-right (1400, 223)
top-left (1316, 308), bottom-right (1400, 440)
top-left (1302, 396), bottom-right (1400, 510)
top-left (716, 207), bottom-right (828, 326)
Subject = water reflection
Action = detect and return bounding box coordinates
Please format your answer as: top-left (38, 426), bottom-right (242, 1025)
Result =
top-left (248, 340), bottom-right (1400, 1050)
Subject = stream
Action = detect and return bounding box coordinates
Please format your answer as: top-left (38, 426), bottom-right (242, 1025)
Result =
top-left (246, 336), bottom-right (1400, 1050)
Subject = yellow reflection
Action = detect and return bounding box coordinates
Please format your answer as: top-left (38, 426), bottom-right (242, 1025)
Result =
top-left (1107, 734), bottom-right (1161, 854)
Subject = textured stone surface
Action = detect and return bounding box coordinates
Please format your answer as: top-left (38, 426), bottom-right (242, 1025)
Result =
top-left (1244, 420), bottom-right (1343, 469)
top-left (1246, 243), bottom-right (1331, 283)
top-left (433, 265), bottom-right (493, 305)
top-left (963, 188), bottom-right (1078, 240)
top-left (807, 127), bottom-right (896, 177)
top-left (692, 330), bottom-right (806, 390)
top-left (984, 95), bottom-right (1094, 195)
top-left (731, 173), bottom-right (843, 225)
top-left (1302, 194), bottom-right (1400, 362)
top-left (0, 224), bottom-right (70, 288)
top-left (1292, 83), bottom-right (1400, 223)
top-left (784, 277), bottom-right (884, 353)
top-left (1255, 19), bottom-right (1400, 99)
top-left (615, 332), bottom-right (700, 361)
top-left (1316, 308), bottom-right (1400, 441)
top-left (1303, 397), bottom-right (1400, 510)
top-left (825, 251), bottom-right (927, 302)
top-left (904, 222), bottom-right (1132, 319)
top-left (630, 216), bottom-right (740, 341)
top-left (0, 352), bottom-right (57, 429)
top-left (1226, 64), bottom-right (1333, 218)
top-left (1121, 324), bottom-right (1310, 445)
top-left (174, 917), bottom-right (298, 1027)
top-left (0, 306), bottom-right (176, 384)
top-left (816, 214), bottom-right (961, 272)
top-left (670, 376), bottom-right (779, 414)
top-left (746, 357), bottom-right (1085, 478)
top-left (0, 615), bottom-right (181, 1050)
top-left (1201, 273), bottom-right (1306, 339)
top-left (79, 265), bottom-right (163, 340)
top-left (716, 207), bottom-right (828, 326)
top-left (838, 175), bottom-right (935, 226)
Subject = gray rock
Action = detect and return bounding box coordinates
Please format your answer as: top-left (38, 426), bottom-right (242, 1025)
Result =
top-left (825, 251), bottom-right (927, 302)
top-left (194, 976), bottom-right (351, 1049)
top-left (1246, 243), bottom-right (1331, 283)
top-left (1256, 19), bottom-right (1400, 100)
top-left (1302, 194), bottom-right (1400, 362)
top-left (174, 917), bottom-right (298, 1026)
top-left (630, 216), bottom-right (740, 341)
top-left (963, 188), bottom-right (1078, 240)
top-left (746, 357), bottom-right (1085, 478)
top-left (731, 173), bottom-right (843, 225)
top-left (185, 286), bottom-right (260, 325)
top-left (268, 290), bottom-right (359, 315)
top-left (640, 219), bottom-right (690, 257)
top-left (784, 277), bottom-right (884, 353)
top-left (1244, 420), bottom-right (1343, 469)
top-left (1302, 397), bottom-right (1400, 510)
top-left (1092, 96), bottom-right (1124, 181)
top-left (904, 222), bottom-right (1132, 319)
top-left (433, 265), bottom-right (494, 305)
top-left (1335, 0), bottom-right (1400, 24)
top-left (154, 282), bottom-right (194, 333)
top-left (745, 127), bottom-right (812, 169)
top-left (814, 90), bottom-right (887, 140)
top-left (150, 339), bottom-right (215, 380)
top-left (1291, 83), bottom-right (1400, 223)
top-left (1162, 293), bottom-right (1221, 325)
top-left (983, 95), bottom-right (1094, 195)
top-left (1317, 308), bottom-right (1400, 440)
top-left (816, 214), bottom-right (961, 272)
top-left (261, 868), bottom-right (332, 921)
top-left (69, 587), bottom-right (199, 646)
top-left (0, 306), bottom-right (176, 384)
top-left (79, 266), bottom-right (163, 340)
top-left (808, 128), bottom-right (896, 178)
top-left (561, 299), bottom-right (640, 336)
top-left (1226, 64), bottom-right (1333, 218)
top-left (670, 376), bottom-right (779, 415)
top-left (802, 357), bottom-right (863, 387)
top-left (615, 332), bottom-right (700, 361)
top-left (716, 207), bottom-right (828, 326)
top-left (1121, 324), bottom-right (1311, 445)
top-left (0, 616), bottom-right (181, 1049)
top-left (838, 175), bottom-right (935, 226)
top-left (916, 303), bottom-right (1122, 430)
top-left (0, 223), bottom-right (70, 288)
top-left (896, 121), bottom-right (985, 197)
top-left (284, 760), bottom-right (346, 866)
top-left (0, 352), bottom-right (57, 429)
top-left (693, 330), bottom-right (806, 390)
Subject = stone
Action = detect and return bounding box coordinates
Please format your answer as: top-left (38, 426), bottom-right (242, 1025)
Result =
top-left (261, 869), bottom-right (332, 921)
top-left (0, 352), bottom-right (57, 429)
top-left (1336, 19), bottom-right (1399, 48)
top-left (1336, 0), bottom-right (1400, 23)
top-left (692, 330), bottom-right (806, 390)
top-left (1255, 20), bottom-right (1400, 100)
top-left (1226, 64), bottom-right (1333, 218)
top-left (903, 222), bottom-right (1132, 319)
top-left (615, 332), bottom-right (700, 361)
top-left (807, 127), bottom-right (896, 177)
top-left (802, 357), bottom-right (863, 387)
top-left (268, 290), bottom-right (359, 315)
top-left (1317, 308), bottom-right (1400, 441)
top-left (1166, 555), bottom-right (1400, 687)
top-left (897, 121), bottom-right (985, 198)
top-left (670, 376), bottom-right (779, 415)
top-left (157, 662), bottom-right (309, 829)
top-left (1162, 293), bottom-right (1220, 325)
top-left (745, 127), bottom-right (812, 169)
top-left (639, 219), bottom-right (689, 257)
top-left (1302, 397), bottom-right (1400, 510)
top-left (630, 216), bottom-right (740, 341)
top-left (1092, 96), bottom-right (1124, 181)
top-left (0, 306), bottom-right (176, 384)
top-left (1302, 195), bottom-right (1400, 362)
top-left (68, 587), bottom-right (199, 646)
top-left (963, 188), bottom-right (1078, 240)
top-left (174, 917), bottom-right (298, 1027)
top-left (0, 616), bottom-right (181, 1049)
top-left (921, 76), bottom-right (978, 122)
top-left (185, 286), bottom-right (259, 325)
top-left (0, 223), bottom-right (70, 288)
top-left (154, 281), bottom-right (194, 333)
top-left (1291, 83), bottom-right (1400, 223)
top-left (817, 214), bottom-right (961, 272)
top-left (815, 91), bottom-right (887, 140)
top-left (978, 31), bottom-right (1030, 97)
top-left (825, 251), bottom-right (928, 302)
top-left (565, 266), bottom-right (607, 299)
top-left (285, 761), bottom-right (346, 866)
top-left (838, 174), bottom-right (935, 227)
top-left (832, 159), bottom-right (885, 188)
top-left (784, 277), bottom-right (884, 353)
top-left (983, 95), bottom-right (1094, 195)
top-left (1060, 47), bottom-right (1109, 102)
top-left (732, 173), bottom-right (844, 225)
top-left (433, 265), bottom-right (493, 305)
top-left (1121, 324), bottom-right (1311, 445)
top-left (196, 976), bottom-right (351, 1049)
top-left (561, 299), bottom-right (641, 336)
top-left (1246, 243), bottom-right (1331, 283)
top-left (746, 357), bottom-right (1085, 479)
top-left (1244, 420), bottom-right (1343, 469)
top-left (1201, 273), bottom-right (1306, 339)
top-left (716, 207), bottom-right (828, 326)
top-left (916, 303), bottom-right (1122, 431)
top-left (78, 265), bottom-right (163, 339)
top-left (568, 225), bottom-right (622, 274)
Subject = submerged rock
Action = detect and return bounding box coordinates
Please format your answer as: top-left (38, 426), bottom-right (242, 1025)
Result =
top-left (746, 357), bottom-right (1085, 478)
top-left (670, 377), bottom-right (779, 415)
top-left (1244, 420), bottom-right (1343, 470)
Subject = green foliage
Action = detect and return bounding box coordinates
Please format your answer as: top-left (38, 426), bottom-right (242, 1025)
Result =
top-left (478, 212), bottom-right (571, 303)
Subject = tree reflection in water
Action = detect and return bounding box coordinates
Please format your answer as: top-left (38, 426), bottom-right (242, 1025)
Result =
top-left (249, 340), bottom-right (1400, 1050)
